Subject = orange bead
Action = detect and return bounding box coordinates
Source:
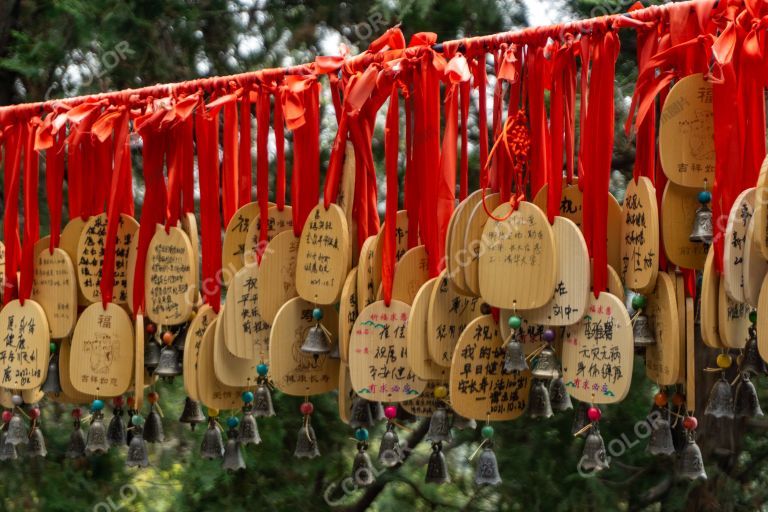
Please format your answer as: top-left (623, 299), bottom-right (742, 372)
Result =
top-left (654, 392), bottom-right (668, 407)
top-left (162, 331), bottom-right (174, 345)
top-left (671, 392), bottom-right (685, 407)
top-left (148, 391), bottom-right (159, 404)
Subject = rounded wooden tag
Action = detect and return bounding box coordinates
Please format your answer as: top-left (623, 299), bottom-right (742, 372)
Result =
top-left (372, 210), bottom-right (411, 296)
top-left (607, 193), bottom-right (623, 273)
top-left (243, 205), bottom-right (294, 264)
top-left (54, 338), bottom-right (93, 403)
top-left (76, 213), bottom-right (139, 304)
top-left (60, 217), bottom-right (90, 307)
top-left (645, 272), bottom-right (681, 386)
top-left (183, 304), bottom-right (217, 401)
top-left (0, 299), bottom-right (50, 389)
top-left (446, 189), bottom-right (485, 295)
top-left (223, 263), bottom-right (270, 361)
top-left (390, 244), bottom-right (430, 305)
top-left (338, 363), bottom-right (354, 425)
top-left (214, 305), bottom-right (258, 387)
top-left (718, 278), bottom-right (751, 349)
top-left (407, 278), bottom-right (448, 381)
top-left (532, 180), bottom-right (584, 227)
top-left (525, 217), bottom-right (590, 326)
top-left (338, 268), bottom-right (358, 363)
top-left (196, 315), bottom-right (246, 410)
top-left (401, 380), bottom-right (442, 418)
top-left (700, 246), bottom-right (722, 348)
top-left (463, 193), bottom-right (501, 296)
top-left (133, 313), bottom-right (145, 410)
top-left (70, 302), bottom-right (133, 396)
top-left (620, 177), bottom-right (659, 293)
top-left (348, 300), bottom-right (426, 402)
top-left (268, 297), bottom-right (340, 396)
top-left (295, 203), bottom-right (351, 305)
top-left (32, 248), bottom-right (77, 338)
top-left (479, 201), bottom-right (556, 309)
top-left (723, 188), bottom-right (755, 303)
top-left (338, 142), bottom-right (359, 266)
top-left (22, 387), bottom-right (44, 405)
top-left (661, 181), bottom-right (708, 270)
top-left (357, 236), bottom-right (378, 308)
top-left (659, 73), bottom-right (715, 188)
top-left (221, 202), bottom-right (260, 287)
top-left (145, 226), bottom-right (195, 325)
top-left (561, 291), bottom-right (633, 404)
top-left (181, 212), bottom-right (200, 299)
top-left (449, 314), bottom-right (532, 421)
top-left (427, 269), bottom-right (482, 367)
top-left (673, 271), bottom-right (687, 384)
top-left (606, 264), bottom-right (625, 302)
top-left (498, 312), bottom-right (551, 356)
top-left (743, 217), bottom-right (767, 307)
top-left (33, 236), bottom-right (50, 259)
top-left (752, 155), bottom-right (768, 259)
top-left (684, 296), bottom-right (696, 409)
top-left (756, 273), bottom-right (768, 360)
top-left (125, 230), bottom-right (139, 314)
top-left (257, 230), bottom-right (299, 324)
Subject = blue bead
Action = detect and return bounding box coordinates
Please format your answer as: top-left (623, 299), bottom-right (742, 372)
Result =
top-left (91, 399), bottom-right (104, 412)
top-left (354, 428), bottom-right (369, 441)
top-left (698, 190), bottom-right (711, 204)
top-left (256, 363), bottom-right (268, 376)
top-left (227, 416), bottom-right (240, 429)
top-left (312, 308), bottom-right (323, 321)
top-left (131, 414), bottom-right (144, 426)
top-left (242, 391), bottom-right (254, 403)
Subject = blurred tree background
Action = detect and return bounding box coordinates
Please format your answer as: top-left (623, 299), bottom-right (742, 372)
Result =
top-left (1, 1), bottom-right (767, 511)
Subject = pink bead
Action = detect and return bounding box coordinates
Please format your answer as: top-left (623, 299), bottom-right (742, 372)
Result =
top-left (683, 416), bottom-right (698, 431)
top-left (300, 402), bottom-right (314, 415)
top-left (384, 406), bottom-right (397, 420)
top-left (1, 411), bottom-right (11, 423)
top-left (587, 406), bottom-right (601, 422)
top-left (28, 407), bottom-right (40, 420)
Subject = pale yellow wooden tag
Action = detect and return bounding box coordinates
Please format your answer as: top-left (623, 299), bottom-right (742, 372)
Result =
top-left (673, 271), bottom-right (687, 384)
top-left (0, 388), bottom-right (12, 408)
top-left (257, 230), bottom-right (299, 324)
top-left (22, 387), bottom-right (44, 405)
top-left (446, 189), bottom-right (485, 295)
top-left (645, 272), bottom-right (681, 386)
top-left (357, 236), bottom-right (378, 308)
top-left (125, 230), bottom-right (139, 314)
top-left (685, 297), bottom-right (696, 411)
top-left (449, 314), bottom-right (532, 420)
top-left (183, 304), bottom-right (217, 401)
top-left (268, 297), bottom-right (340, 396)
top-left (723, 188), bottom-right (755, 303)
top-left (221, 201), bottom-right (260, 287)
top-left (60, 217), bottom-right (90, 306)
top-left (196, 315), bottom-right (246, 410)
top-left (32, 248), bottom-right (77, 338)
top-left (372, 210), bottom-right (411, 296)
top-left (69, 302), bottom-right (133, 396)
top-left (243, 205), bottom-right (294, 264)
top-left (33, 236), bottom-right (50, 259)
top-left (620, 177), bottom-right (659, 293)
top-left (561, 291), bottom-right (633, 404)
top-left (463, 193), bottom-right (501, 297)
top-left (338, 268), bottom-right (358, 364)
top-left (525, 217), bottom-right (590, 326)
top-left (0, 299), bottom-right (50, 389)
top-left (76, 213), bottom-right (138, 304)
top-left (54, 337), bottom-right (93, 403)
top-left (479, 201), bottom-right (556, 309)
top-left (607, 193), bottom-right (623, 274)
top-left (498, 311), bottom-right (551, 356)
top-left (532, 180), bottom-right (584, 227)
top-left (752, 155), bottom-right (768, 259)
top-left (144, 225), bottom-right (195, 325)
top-left (295, 203), bottom-right (351, 305)
top-left (134, 313), bottom-right (144, 410)
top-left (407, 278), bottom-right (448, 381)
top-left (743, 217), bottom-right (767, 308)
top-left (718, 277), bottom-right (751, 349)
top-left (756, 273), bottom-right (768, 360)
top-left (661, 181), bottom-right (708, 270)
top-left (390, 245), bottom-right (430, 305)
top-left (338, 142), bottom-right (358, 266)
top-left (701, 246), bottom-right (722, 348)
top-left (181, 212), bottom-right (200, 300)
top-left (214, 305), bottom-right (258, 387)
top-left (401, 380), bottom-right (442, 418)
top-left (348, 300), bottom-right (426, 402)
top-left (338, 362), bottom-right (353, 425)
top-left (223, 263), bottom-right (270, 361)
top-left (606, 264), bottom-right (625, 302)
top-left (427, 269), bottom-right (482, 367)
top-left (659, 73), bottom-right (715, 188)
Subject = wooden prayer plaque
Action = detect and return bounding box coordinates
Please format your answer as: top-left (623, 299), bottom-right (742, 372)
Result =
top-left (257, 230), bottom-right (299, 324)
top-left (756, 273), bottom-right (768, 360)
top-left (338, 268), bottom-right (358, 363)
top-left (406, 278), bottom-right (448, 381)
top-left (752, 155), bottom-right (768, 259)
top-left (723, 188), bottom-right (755, 303)
top-left (645, 272), bottom-right (681, 386)
top-left (446, 189), bottom-right (485, 295)
top-left (427, 269), bottom-right (482, 367)
top-left (606, 264), bottom-right (625, 302)
top-left (196, 315), bottom-right (245, 410)
top-left (391, 245), bottom-right (430, 305)
top-left (743, 217), bottom-right (767, 307)
top-left (125, 231), bottom-right (139, 313)
top-left (214, 305), bottom-right (258, 387)
top-left (718, 278), bottom-right (751, 349)
top-left (243, 205), bottom-right (294, 264)
top-left (620, 177), bottom-right (659, 293)
top-left (463, 192), bottom-right (501, 296)
top-left (221, 201), bottom-right (260, 287)
top-left (181, 212), bottom-right (200, 300)
top-left (338, 142), bottom-right (358, 265)
top-left (145, 225), bottom-right (195, 325)
top-left (401, 380), bottom-right (442, 418)
top-left (685, 297), bottom-right (696, 411)
top-left (338, 363), bottom-right (354, 425)
top-left (674, 272), bottom-right (686, 383)
top-left (60, 217), bottom-right (90, 306)
top-left (55, 337), bottom-right (92, 403)
top-left (0, 299), bottom-right (50, 389)
top-left (134, 313), bottom-right (144, 410)
top-left (701, 246), bottom-right (722, 348)
top-left (661, 181), bottom-right (708, 270)
top-left (532, 180), bottom-right (584, 227)
top-left (32, 248), bottom-right (77, 338)
top-left (607, 193), bottom-right (623, 273)
top-left (223, 263), bottom-right (270, 361)
top-left (183, 304), bottom-right (217, 401)
top-left (357, 236), bottom-right (378, 308)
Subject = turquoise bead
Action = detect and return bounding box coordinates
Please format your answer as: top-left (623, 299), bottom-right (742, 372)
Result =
top-left (227, 416), bottom-right (239, 429)
top-left (354, 428), bottom-right (369, 441)
top-left (242, 391), bottom-right (254, 403)
top-left (91, 399), bottom-right (104, 412)
top-left (312, 308), bottom-right (323, 321)
top-left (481, 425), bottom-right (494, 439)
top-left (131, 414), bottom-right (144, 426)
top-left (257, 363), bottom-right (268, 376)
top-left (698, 190), bottom-right (711, 204)
top-left (508, 315), bottom-right (522, 330)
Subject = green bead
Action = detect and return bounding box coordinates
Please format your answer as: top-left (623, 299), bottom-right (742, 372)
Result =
top-left (354, 428), bottom-right (369, 441)
top-left (241, 391), bottom-right (254, 403)
top-left (312, 308), bottom-right (323, 321)
top-left (227, 416), bottom-right (239, 429)
top-left (507, 315), bottom-right (522, 330)
top-left (750, 311), bottom-right (757, 324)
top-left (631, 294), bottom-right (646, 310)
top-left (256, 363), bottom-right (268, 376)
top-left (131, 414), bottom-right (144, 426)
top-left (481, 425), bottom-right (494, 439)
top-left (49, 342), bottom-right (57, 353)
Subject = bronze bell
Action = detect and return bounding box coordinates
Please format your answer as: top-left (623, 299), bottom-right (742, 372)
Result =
top-left (352, 446), bottom-right (376, 487)
top-left (741, 329), bottom-right (767, 376)
top-left (689, 204), bottom-right (713, 244)
top-left (125, 427), bottom-right (150, 468)
top-left (677, 435), bottom-right (707, 480)
top-left (42, 351), bottom-right (62, 394)
top-left (301, 324), bottom-right (332, 355)
top-left (529, 380), bottom-right (553, 419)
top-left (378, 423), bottom-right (402, 467)
top-left (66, 421), bottom-right (86, 458)
top-left (154, 344), bottom-right (182, 379)
top-left (475, 445), bottom-right (502, 486)
top-left (704, 375), bottom-right (734, 419)
top-left (531, 345), bottom-right (559, 380)
top-left (179, 397), bottom-right (207, 430)
top-left (425, 442), bottom-right (450, 484)
top-left (632, 314), bottom-right (656, 347)
top-left (735, 373), bottom-right (763, 418)
top-left (370, 401), bottom-right (385, 422)
top-left (143, 407), bottom-right (164, 443)
top-left (426, 406), bottom-right (452, 443)
top-left (107, 410), bottom-right (127, 447)
top-left (222, 428), bottom-right (245, 472)
top-left (549, 376), bottom-right (573, 412)
top-left (0, 432), bottom-right (17, 461)
top-left (27, 427), bottom-right (47, 458)
top-left (6, 413), bottom-right (28, 446)
top-left (647, 415), bottom-right (676, 456)
top-left (200, 420), bottom-right (224, 460)
top-left (144, 339), bottom-right (161, 373)
top-left (349, 396), bottom-right (375, 429)
top-left (239, 411), bottom-right (261, 446)
top-left (571, 401), bottom-right (590, 436)
top-left (294, 421), bottom-right (320, 459)
top-left (581, 426), bottom-right (609, 472)
top-left (451, 413), bottom-right (477, 430)
top-left (503, 336), bottom-right (528, 373)
top-left (85, 413), bottom-right (110, 455)
top-left (253, 383), bottom-right (276, 417)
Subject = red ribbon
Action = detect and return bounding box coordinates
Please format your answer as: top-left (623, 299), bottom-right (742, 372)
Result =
top-left (526, 46), bottom-right (551, 201)
top-left (40, 116), bottom-right (66, 252)
top-left (19, 120), bottom-right (40, 303)
top-left (382, 87), bottom-right (400, 306)
top-left (196, 102), bottom-right (222, 311)
top-left (256, 86), bottom-right (271, 259)
top-left (2, 123), bottom-right (23, 304)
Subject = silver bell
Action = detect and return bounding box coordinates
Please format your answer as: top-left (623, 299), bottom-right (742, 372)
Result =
top-left (549, 376), bottom-right (573, 412)
top-left (349, 396), bottom-right (375, 429)
top-left (154, 344), bottom-right (182, 379)
top-left (86, 413), bottom-right (110, 455)
top-left (253, 383), bottom-right (275, 417)
top-left (580, 427), bottom-right (609, 472)
top-left (144, 339), bottom-right (161, 373)
top-left (5, 413), bottom-right (28, 446)
top-left (66, 421), bottom-right (86, 458)
top-left (426, 406), bottom-right (452, 443)
top-left (179, 397), bottom-right (206, 429)
top-left (301, 324), bottom-right (332, 355)
top-left (27, 427), bottom-right (47, 458)
top-left (238, 411), bottom-right (261, 446)
top-left (741, 330), bottom-right (767, 376)
top-left (735, 373), bottom-right (763, 418)
top-left (200, 420), bottom-right (224, 460)
top-left (143, 407), bottom-right (164, 443)
top-left (425, 443), bottom-right (450, 484)
top-left (677, 435), bottom-right (707, 480)
top-left (222, 429), bottom-right (246, 472)
top-left (571, 402), bottom-right (590, 436)
top-left (125, 427), bottom-right (150, 468)
top-left (704, 375), bottom-right (734, 419)
top-left (633, 314), bottom-right (656, 347)
top-left (689, 205), bottom-right (713, 244)
top-left (369, 401), bottom-right (386, 422)
top-left (378, 423), bottom-right (402, 467)
top-left (646, 415), bottom-right (676, 456)
top-left (294, 422), bottom-right (320, 459)
top-left (529, 380), bottom-right (553, 419)
top-left (531, 346), bottom-right (559, 380)
top-left (107, 410), bottom-right (127, 447)
top-left (352, 447), bottom-right (376, 487)
top-left (503, 336), bottom-right (529, 373)
top-left (42, 351), bottom-right (63, 394)
top-left (474, 445), bottom-right (502, 486)
top-left (0, 431), bottom-right (17, 461)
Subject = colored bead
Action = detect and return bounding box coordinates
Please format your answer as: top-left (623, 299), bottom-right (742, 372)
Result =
top-left (354, 428), bottom-right (369, 441)
top-left (11, 395), bottom-right (23, 407)
top-left (256, 363), bottom-right (269, 376)
top-left (127, 396), bottom-right (136, 408)
top-left (49, 342), bottom-right (57, 353)
top-left (91, 399), bottom-right (104, 412)
top-left (147, 392), bottom-right (159, 404)
top-left (507, 315), bottom-right (522, 330)
top-left (146, 323), bottom-right (156, 334)
top-left (242, 391), bottom-right (254, 404)
top-left (2, 411), bottom-right (12, 423)
top-left (542, 329), bottom-right (555, 342)
top-left (28, 407), bottom-right (40, 420)
top-left (716, 353), bottom-right (732, 369)
top-left (312, 308), bottom-right (323, 321)
top-left (654, 392), bottom-right (668, 407)
top-left (587, 406), bottom-right (601, 422)
top-left (71, 408), bottom-right (82, 419)
top-left (683, 416), bottom-right (698, 430)
top-left (750, 311), bottom-right (757, 324)
top-left (112, 396), bottom-right (124, 408)
top-left (162, 331), bottom-right (174, 345)
top-left (227, 416), bottom-right (239, 429)
top-left (384, 406), bottom-right (397, 420)
top-left (671, 392), bottom-right (685, 407)
top-left (481, 425), bottom-right (494, 439)
top-left (631, 294), bottom-right (646, 311)
top-left (131, 414), bottom-right (144, 426)
top-left (300, 402), bottom-right (314, 415)
top-left (433, 385), bottom-right (448, 399)
top-left (698, 190), bottom-right (711, 204)
top-left (208, 408), bottom-right (219, 417)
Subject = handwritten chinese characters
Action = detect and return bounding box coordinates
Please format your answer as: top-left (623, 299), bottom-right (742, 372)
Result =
top-left (224, 263), bottom-right (271, 360)
top-left (620, 177), bottom-right (659, 293)
top-left (145, 226), bottom-right (195, 325)
top-left (427, 269), bottom-right (482, 367)
top-left (0, 300), bottom-right (50, 389)
top-left (221, 202), bottom-right (260, 286)
top-left (257, 230), bottom-right (300, 324)
top-left (723, 188), bottom-right (755, 303)
top-left (32, 248), bottom-right (77, 338)
top-left (645, 273), bottom-right (681, 385)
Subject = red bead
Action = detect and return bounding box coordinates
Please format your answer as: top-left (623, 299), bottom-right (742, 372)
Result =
top-left (671, 392), bottom-right (685, 407)
top-left (1, 411), bottom-right (11, 423)
top-left (587, 406), bottom-right (601, 422)
top-left (654, 392), bottom-right (668, 407)
top-left (113, 396), bottom-right (124, 408)
top-left (148, 392), bottom-right (159, 404)
top-left (162, 332), bottom-right (174, 345)
top-left (300, 402), bottom-right (314, 415)
top-left (146, 323), bottom-right (156, 334)
top-left (127, 396), bottom-right (136, 407)
top-left (28, 407), bottom-right (40, 420)
top-left (683, 416), bottom-right (698, 431)
top-left (384, 406), bottom-right (397, 420)
top-left (71, 408), bottom-right (82, 419)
